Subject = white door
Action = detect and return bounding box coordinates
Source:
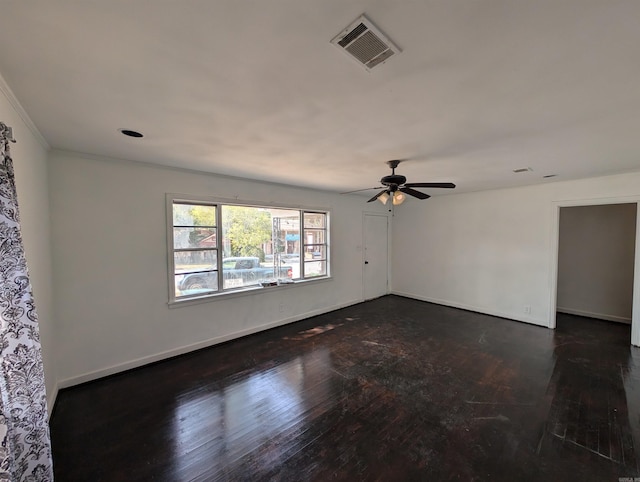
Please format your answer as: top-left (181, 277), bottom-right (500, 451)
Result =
top-left (363, 214), bottom-right (389, 300)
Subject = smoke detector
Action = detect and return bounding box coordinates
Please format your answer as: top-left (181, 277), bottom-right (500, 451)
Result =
top-left (331, 14), bottom-right (401, 71)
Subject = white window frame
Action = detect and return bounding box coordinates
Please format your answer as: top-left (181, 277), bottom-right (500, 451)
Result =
top-left (301, 211), bottom-right (329, 279)
top-left (167, 194), bottom-right (330, 305)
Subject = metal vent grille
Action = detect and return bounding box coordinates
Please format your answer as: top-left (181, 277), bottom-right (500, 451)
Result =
top-left (331, 15), bottom-right (400, 71)
top-left (345, 30), bottom-right (388, 64)
top-left (338, 23), bottom-right (367, 47)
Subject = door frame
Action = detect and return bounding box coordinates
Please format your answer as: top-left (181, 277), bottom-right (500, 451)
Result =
top-left (548, 196), bottom-right (640, 346)
top-left (362, 212), bottom-right (391, 300)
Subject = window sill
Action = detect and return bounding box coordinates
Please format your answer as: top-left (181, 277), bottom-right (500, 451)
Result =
top-left (168, 276), bottom-right (332, 309)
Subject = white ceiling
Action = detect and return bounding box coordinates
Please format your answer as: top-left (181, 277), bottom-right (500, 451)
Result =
top-left (1, 1), bottom-right (639, 196)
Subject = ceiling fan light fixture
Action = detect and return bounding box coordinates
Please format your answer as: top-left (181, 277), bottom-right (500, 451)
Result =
top-left (392, 191), bottom-right (406, 205)
top-left (344, 160), bottom-right (455, 203)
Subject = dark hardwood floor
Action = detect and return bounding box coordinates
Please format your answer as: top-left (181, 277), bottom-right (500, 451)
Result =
top-left (50, 295), bottom-right (640, 481)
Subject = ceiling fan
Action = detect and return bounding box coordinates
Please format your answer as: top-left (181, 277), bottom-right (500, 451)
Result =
top-left (343, 160), bottom-right (456, 205)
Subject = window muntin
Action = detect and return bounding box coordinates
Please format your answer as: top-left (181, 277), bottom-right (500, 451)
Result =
top-left (169, 199), bottom-right (329, 302)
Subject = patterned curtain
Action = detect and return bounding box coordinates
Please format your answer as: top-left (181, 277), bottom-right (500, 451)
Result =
top-left (0, 122), bottom-right (53, 481)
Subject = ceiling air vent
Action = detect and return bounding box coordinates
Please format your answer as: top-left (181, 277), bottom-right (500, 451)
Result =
top-left (331, 15), bottom-right (401, 71)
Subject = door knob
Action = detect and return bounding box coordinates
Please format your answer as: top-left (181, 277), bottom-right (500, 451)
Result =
top-left (364, 261), bottom-right (369, 264)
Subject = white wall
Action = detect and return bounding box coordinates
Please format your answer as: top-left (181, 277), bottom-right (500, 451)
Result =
top-left (391, 172), bottom-right (640, 335)
top-left (49, 150), bottom-right (385, 386)
top-left (557, 204), bottom-right (636, 323)
top-left (0, 78), bottom-right (57, 409)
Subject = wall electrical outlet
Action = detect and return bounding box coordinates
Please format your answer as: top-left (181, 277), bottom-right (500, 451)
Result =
top-left (524, 305), bottom-right (531, 314)
top-left (279, 303), bottom-right (285, 313)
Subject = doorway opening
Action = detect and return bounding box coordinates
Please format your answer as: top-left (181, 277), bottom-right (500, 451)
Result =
top-left (550, 199), bottom-right (640, 346)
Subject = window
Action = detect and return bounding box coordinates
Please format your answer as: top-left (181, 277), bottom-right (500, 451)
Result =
top-left (171, 202), bottom-right (218, 294)
top-left (302, 212), bottom-right (327, 278)
top-left (168, 196), bottom-right (329, 302)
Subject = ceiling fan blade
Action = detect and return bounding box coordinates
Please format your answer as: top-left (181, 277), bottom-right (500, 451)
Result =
top-left (404, 182), bottom-right (456, 189)
top-left (367, 190), bottom-right (389, 203)
top-left (340, 187), bottom-right (384, 194)
top-left (399, 187), bottom-right (430, 200)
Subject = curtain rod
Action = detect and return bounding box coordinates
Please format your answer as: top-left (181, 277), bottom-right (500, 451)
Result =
top-left (0, 122), bottom-right (16, 143)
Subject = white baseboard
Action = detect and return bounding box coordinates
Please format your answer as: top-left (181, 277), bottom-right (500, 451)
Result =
top-left (57, 298), bottom-right (364, 389)
top-left (556, 306), bottom-right (631, 324)
top-left (391, 290), bottom-right (549, 328)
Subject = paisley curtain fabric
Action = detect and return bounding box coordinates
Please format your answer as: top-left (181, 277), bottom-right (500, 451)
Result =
top-left (0, 123), bottom-right (53, 481)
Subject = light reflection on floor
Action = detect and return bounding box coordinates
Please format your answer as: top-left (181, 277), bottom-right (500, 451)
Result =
top-left (172, 347), bottom-right (333, 476)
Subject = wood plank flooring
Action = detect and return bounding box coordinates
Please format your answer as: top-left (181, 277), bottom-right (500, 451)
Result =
top-left (50, 295), bottom-right (640, 481)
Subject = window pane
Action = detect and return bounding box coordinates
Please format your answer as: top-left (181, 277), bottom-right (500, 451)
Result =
top-left (271, 210), bottom-right (300, 258)
top-left (281, 253), bottom-right (300, 279)
top-left (304, 260), bottom-right (326, 278)
top-left (173, 203), bottom-right (216, 226)
top-left (175, 272), bottom-right (218, 297)
top-left (222, 256), bottom-right (293, 289)
top-left (304, 245), bottom-right (326, 260)
top-left (220, 205), bottom-right (300, 275)
top-left (222, 259), bottom-right (237, 269)
top-left (304, 213), bottom-right (325, 228)
top-left (174, 250), bottom-right (217, 274)
top-left (221, 206), bottom-right (273, 259)
top-left (304, 228), bottom-right (326, 245)
top-left (173, 227), bottom-right (217, 249)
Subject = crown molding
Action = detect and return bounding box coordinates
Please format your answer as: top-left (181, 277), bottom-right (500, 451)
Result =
top-left (0, 72), bottom-right (49, 150)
